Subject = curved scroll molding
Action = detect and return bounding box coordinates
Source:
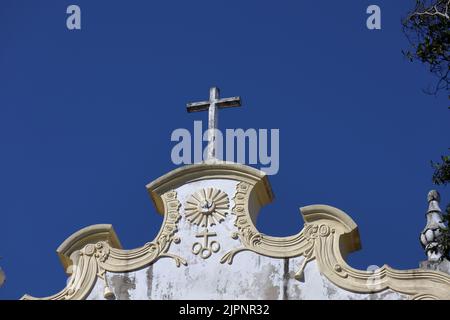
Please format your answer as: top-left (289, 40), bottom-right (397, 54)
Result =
top-left (303, 204), bottom-right (450, 300)
top-left (222, 181), bottom-right (450, 300)
top-left (221, 182), bottom-right (313, 266)
top-left (22, 190), bottom-right (186, 300)
top-left (56, 224), bottom-right (123, 273)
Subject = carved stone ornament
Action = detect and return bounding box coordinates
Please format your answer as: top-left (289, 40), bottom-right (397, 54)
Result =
top-left (184, 188), bottom-right (229, 227)
top-left (21, 162), bottom-right (450, 300)
top-left (192, 228), bottom-right (221, 259)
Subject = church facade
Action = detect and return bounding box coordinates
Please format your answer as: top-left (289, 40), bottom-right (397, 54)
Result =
top-left (21, 89), bottom-right (450, 300)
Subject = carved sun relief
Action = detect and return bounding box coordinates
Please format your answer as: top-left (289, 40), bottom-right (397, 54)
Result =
top-left (184, 188), bottom-right (230, 227)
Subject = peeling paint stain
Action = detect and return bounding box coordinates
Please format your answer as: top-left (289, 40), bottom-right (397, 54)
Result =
top-left (110, 273), bottom-right (136, 300)
top-left (282, 258), bottom-right (289, 300)
top-left (250, 263), bottom-right (281, 300)
top-left (95, 256), bottom-right (410, 300)
top-left (146, 266), bottom-right (153, 299)
top-left (324, 279), bottom-right (337, 298)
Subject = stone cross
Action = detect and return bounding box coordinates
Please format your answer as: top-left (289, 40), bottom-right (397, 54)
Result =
top-left (187, 87), bottom-right (241, 160)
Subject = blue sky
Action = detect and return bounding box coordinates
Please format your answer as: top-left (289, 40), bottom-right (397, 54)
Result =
top-left (0, 1), bottom-right (448, 299)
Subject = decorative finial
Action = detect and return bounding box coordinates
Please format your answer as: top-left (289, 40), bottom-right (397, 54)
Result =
top-left (427, 190), bottom-right (442, 216)
top-left (427, 190), bottom-right (440, 201)
top-left (420, 190), bottom-right (446, 262)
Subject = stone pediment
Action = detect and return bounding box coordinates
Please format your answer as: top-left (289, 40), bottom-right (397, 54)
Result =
top-left (22, 162), bottom-right (450, 300)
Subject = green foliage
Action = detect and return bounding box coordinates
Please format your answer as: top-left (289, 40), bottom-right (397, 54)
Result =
top-left (432, 154), bottom-right (450, 185)
top-left (431, 154), bottom-right (450, 259)
top-left (403, 2), bottom-right (450, 260)
top-left (402, 0), bottom-right (450, 93)
top-left (442, 204), bottom-right (450, 259)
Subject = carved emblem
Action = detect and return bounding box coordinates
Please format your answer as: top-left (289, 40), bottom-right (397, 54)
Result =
top-left (184, 188), bottom-right (229, 227)
top-left (192, 229), bottom-right (221, 259)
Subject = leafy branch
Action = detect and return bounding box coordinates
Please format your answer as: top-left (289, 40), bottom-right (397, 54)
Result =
top-left (403, 0), bottom-right (450, 94)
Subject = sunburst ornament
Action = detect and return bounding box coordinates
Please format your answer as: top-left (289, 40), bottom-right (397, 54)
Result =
top-left (184, 188), bottom-right (230, 227)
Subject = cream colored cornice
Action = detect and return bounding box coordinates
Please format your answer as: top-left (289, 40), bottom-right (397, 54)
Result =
top-left (146, 162), bottom-right (274, 214)
top-left (56, 224), bottom-right (122, 273)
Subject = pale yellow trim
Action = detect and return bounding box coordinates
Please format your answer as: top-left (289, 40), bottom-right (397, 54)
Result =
top-left (221, 182), bottom-right (312, 264)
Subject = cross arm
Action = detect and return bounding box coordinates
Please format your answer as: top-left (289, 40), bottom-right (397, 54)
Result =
top-left (186, 101), bottom-right (210, 113)
top-left (216, 96), bottom-right (242, 109)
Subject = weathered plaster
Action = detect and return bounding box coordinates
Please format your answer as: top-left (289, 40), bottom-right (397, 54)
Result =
top-left (85, 176), bottom-right (409, 300)
top-left (88, 253), bottom-right (408, 300)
